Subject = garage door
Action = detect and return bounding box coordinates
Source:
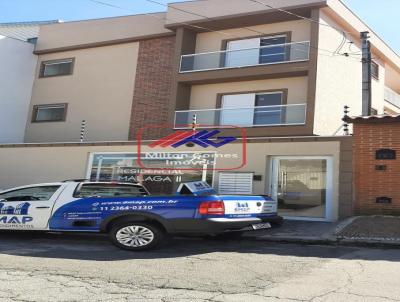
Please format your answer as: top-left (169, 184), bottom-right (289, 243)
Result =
top-left (218, 172), bottom-right (253, 195)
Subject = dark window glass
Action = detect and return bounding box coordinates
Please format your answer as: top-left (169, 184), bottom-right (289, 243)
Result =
top-left (0, 186), bottom-right (60, 202)
top-left (41, 59), bottom-right (74, 77)
top-left (371, 61), bottom-right (379, 79)
top-left (253, 92), bottom-right (283, 125)
top-left (33, 104), bottom-right (66, 122)
top-left (259, 36), bottom-right (287, 64)
top-left (74, 184), bottom-right (148, 198)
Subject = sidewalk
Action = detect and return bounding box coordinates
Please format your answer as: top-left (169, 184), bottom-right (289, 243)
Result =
top-left (244, 216), bottom-right (400, 248)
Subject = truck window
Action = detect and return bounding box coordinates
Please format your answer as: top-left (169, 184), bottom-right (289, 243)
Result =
top-left (74, 184), bottom-right (148, 198)
top-left (0, 186), bottom-right (61, 202)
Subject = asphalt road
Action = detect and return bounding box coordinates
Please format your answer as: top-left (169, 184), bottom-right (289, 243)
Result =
top-left (0, 231), bottom-right (399, 302)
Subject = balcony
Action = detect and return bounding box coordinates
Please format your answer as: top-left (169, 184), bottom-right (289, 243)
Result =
top-left (174, 104), bottom-right (307, 129)
top-left (180, 41), bottom-right (310, 73)
top-left (385, 87), bottom-right (400, 108)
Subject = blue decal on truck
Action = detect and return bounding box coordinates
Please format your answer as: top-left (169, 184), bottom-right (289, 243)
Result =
top-left (0, 202), bottom-right (30, 215)
top-left (0, 202), bottom-right (34, 227)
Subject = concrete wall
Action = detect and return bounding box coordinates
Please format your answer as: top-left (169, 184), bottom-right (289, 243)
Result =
top-left (314, 10), bottom-right (362, 136)
top-left (195, 20), bottom-right (311, 52)
top-left (189, 77), bottom-right (309, 109)
top-left (0, 36), bottom-right (37, 143)
top-left (25, 42), bottom-right (139, 143)
top-left (0, 137), bottom-right (352, 221)
top-left (35, 13), bottom-right (172, 52)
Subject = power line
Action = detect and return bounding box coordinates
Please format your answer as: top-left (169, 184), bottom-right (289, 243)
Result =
top-left (89, 0), bottom-right (357, 61)
top-left (140, 0), bottom-right (354, 59)
top-left (143, 0), bottom-right (283, 38)
top-left (247, 0), bottom-right (351, 56)
top-left (247, 0), bottom-right (353, 35)
top-left (88, 0), bottom-right (236, 37)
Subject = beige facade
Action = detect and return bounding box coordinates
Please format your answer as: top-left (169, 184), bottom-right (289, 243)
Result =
top-left (165, 0), bottom-right (325, 27)
top-left (313, 10), bottom-right (362, 136)
top-left (21, 0), bottom-right (400, 143)
top-left (35, 13), bottom-right (172, 52)
top-left (25, 42), bottom-right (139, 142)
top-left (195, 20), bottom-right (310, 53)
top-left (189, 77), bottom-right (308, 109)
top-left (0, 137), bottom-right (349, 221)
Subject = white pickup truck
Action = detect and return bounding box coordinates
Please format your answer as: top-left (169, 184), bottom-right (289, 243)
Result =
top-left (0, 180), bottom-right (282, 250)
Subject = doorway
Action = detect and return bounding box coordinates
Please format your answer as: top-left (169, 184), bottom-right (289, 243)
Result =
top-left (270, 156), bottom-right (333, 221)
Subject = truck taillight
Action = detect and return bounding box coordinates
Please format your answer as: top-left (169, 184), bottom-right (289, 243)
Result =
top-left (198, 201), bottom-right (225, 215)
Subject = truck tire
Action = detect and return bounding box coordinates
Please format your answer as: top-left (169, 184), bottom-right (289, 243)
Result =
top-left (109, 222), bottom-right (166, 251)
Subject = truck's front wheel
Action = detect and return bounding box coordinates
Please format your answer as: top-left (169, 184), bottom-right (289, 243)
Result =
top-left (110, 222), bottom-right (164, 251)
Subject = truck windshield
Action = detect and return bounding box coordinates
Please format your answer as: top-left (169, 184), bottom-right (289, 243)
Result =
top-left (74, 184), bottom-right (148, 198)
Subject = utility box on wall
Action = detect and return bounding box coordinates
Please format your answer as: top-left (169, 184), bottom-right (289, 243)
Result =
top-left (344, 115), bottom-right (400, 215)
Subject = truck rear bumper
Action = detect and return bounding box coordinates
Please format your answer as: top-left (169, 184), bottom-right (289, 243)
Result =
top-left (170, 215), bottom-right (283, 235)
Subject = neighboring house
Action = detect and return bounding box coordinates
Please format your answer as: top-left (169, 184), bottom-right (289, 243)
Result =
top-left (0, 0), bottom-right (399, 221)
top-left (0, 21), bottom-right (59, 143)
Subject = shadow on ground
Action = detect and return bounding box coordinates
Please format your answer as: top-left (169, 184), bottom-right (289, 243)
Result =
top-left (0, 230), bottom-right (399, 262)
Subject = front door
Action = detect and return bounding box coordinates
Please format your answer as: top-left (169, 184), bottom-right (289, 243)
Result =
top-left (0, 185), bottom-right (64, 230)
top-left (270, 157), bottom-right (333, 221)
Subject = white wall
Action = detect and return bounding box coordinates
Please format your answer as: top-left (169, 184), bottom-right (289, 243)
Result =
top-left (371, 59), bottom-right (386, 114)
top-left (0, 36), bottom-right (37, 143)
top-left (314, 11), bottom-right (362, 136)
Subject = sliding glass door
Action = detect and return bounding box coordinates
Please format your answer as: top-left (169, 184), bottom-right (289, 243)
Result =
top-left (270, 156), bottom-right (333, 221)
top-left (220, 91), bottom-right (284, 127)
top-left (225, 35), bottom-right (288, 68)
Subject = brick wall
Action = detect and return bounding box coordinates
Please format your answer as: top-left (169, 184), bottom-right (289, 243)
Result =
top-left (353, 121), bottom-right (400, 215)
top-left (129, 35), bottom-right (176, 140)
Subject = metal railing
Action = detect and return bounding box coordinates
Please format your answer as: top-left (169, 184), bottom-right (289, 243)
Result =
top-left (174, 104), bottom-right (307, 128)
top-left (385, 87), bottom-right (400, 109)
top-left (180, 41), bottom-right (310, 73)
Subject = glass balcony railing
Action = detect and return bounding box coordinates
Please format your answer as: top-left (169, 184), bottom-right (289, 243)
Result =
top-left (385, 87), bottom-right (400, 108)
top-left (180, 41), bottom-right (310, 73)
top-left (174, 104), bottom-right (307, 128)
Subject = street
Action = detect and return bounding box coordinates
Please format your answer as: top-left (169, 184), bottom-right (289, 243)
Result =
top-left (0, 232), bottom-right (399, 302)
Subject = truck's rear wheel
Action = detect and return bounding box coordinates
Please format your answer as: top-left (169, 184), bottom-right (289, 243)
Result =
top-left (110, 222), bottom-right (164, 251)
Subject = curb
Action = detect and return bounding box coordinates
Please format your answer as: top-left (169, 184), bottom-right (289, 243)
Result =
top-left (338, 238), bottom-right (400, 249)
top-left (246, 235), bottom-right (338, 246)
top-left (246, 235), bottom-right (400, 249)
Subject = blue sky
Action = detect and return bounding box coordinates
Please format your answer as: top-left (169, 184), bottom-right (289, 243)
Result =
top-left (1, 0), bottom-right (399, 53)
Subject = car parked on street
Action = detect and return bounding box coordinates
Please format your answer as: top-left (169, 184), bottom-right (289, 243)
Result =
top-left (0, 180), bottom-right (282, 250)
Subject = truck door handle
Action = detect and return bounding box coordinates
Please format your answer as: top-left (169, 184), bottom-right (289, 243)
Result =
top-left (35, 206), bottom-right (50, 209)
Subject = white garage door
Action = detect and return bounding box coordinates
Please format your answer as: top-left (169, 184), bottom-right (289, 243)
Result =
top-left (218, 172), bottom-right (254, 195)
